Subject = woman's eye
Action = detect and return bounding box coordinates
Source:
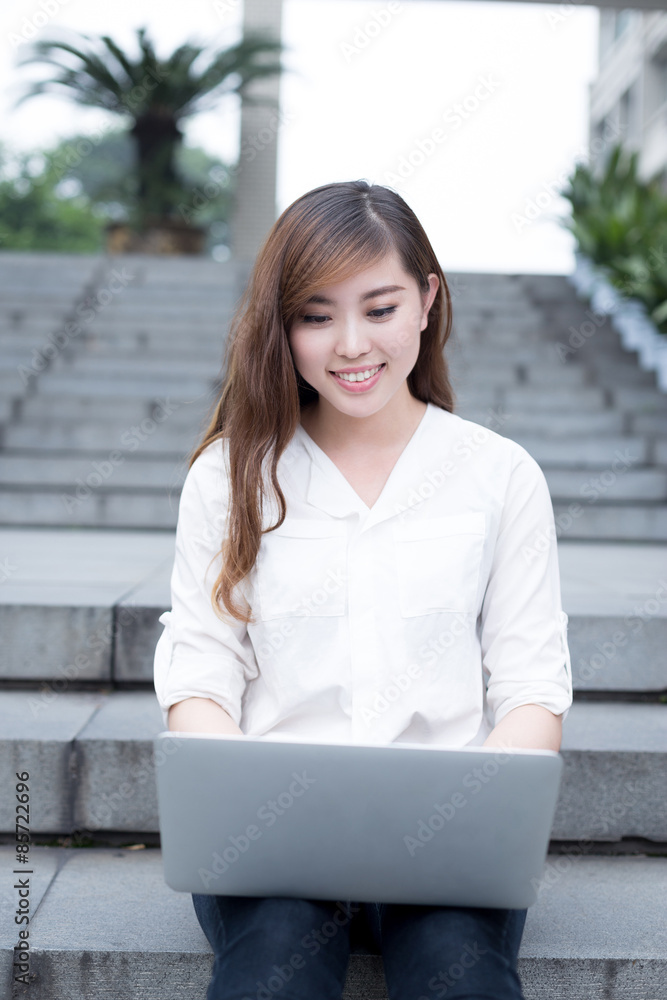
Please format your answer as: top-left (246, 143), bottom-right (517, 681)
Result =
top-left (299, 306), bottom-right (396, 325)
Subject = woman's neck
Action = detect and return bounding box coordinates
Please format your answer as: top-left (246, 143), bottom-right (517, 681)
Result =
top-left (299, 391), bottom-right (428, 456)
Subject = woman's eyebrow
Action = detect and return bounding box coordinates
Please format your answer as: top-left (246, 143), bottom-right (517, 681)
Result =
top-left (304, 285), bottom-right (406, 306)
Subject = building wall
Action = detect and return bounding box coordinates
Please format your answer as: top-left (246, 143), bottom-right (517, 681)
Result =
top-left (590, 10), bottom-right (667, 184)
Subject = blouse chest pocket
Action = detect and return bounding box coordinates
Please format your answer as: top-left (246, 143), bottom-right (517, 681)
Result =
top-left (392, 512), bottom-right (486, 617)
top-left (256, 518), bottom-right (347, 621)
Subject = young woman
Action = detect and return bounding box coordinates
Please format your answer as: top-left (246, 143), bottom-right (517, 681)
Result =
top-left (154, 179), bottom-right (573, 1000)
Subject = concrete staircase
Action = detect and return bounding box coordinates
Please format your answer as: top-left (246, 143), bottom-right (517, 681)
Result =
top-left (0, 251), bottom-right (246, 528)
top-left (1, 253), bottom-right (666, 999)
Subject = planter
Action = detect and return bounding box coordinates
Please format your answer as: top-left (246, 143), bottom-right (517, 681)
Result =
top-left (105, 220), bottom-right (207, 255)
top-left (568, 252), bottom-right (667, 393)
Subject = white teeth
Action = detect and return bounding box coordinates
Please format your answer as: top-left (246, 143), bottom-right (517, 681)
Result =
top-left (334, 364), bottom-right (383, 383)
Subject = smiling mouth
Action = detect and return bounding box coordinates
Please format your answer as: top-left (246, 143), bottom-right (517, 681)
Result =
top-left (330, 363), bottom-right (386, 383)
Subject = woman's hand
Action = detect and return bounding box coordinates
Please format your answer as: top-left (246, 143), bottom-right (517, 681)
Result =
top-left (481, 704), bottom-right (563, 752)
top-left (168, 697), bottom-right (244, 736)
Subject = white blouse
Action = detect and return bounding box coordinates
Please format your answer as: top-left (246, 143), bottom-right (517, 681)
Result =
top-left (153, 402), bottom-right (573, 747)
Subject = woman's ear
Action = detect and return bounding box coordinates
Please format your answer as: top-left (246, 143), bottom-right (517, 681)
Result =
top-left (420, 273), bottom-right (439, 331)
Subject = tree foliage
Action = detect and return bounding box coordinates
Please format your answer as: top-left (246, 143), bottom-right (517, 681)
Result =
top-left (0, 130), bottom-right (233, 253)
top-left (14, 24), bottom-right (283, 229)
top-left (560, 143), bottom-right (667, 332)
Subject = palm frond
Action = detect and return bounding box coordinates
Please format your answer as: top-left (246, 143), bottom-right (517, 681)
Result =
top-left (99, 35), bottom-right (138, 85)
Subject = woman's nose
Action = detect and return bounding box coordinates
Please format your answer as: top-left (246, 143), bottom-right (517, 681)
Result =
top-left (335, 315), bottom-right (371, 356)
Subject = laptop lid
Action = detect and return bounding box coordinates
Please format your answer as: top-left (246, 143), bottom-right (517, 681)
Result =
top-left (154, 732), bottom-right (563, 909)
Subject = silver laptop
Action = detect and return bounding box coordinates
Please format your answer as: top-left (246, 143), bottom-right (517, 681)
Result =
top-left (154, 731), bottom-right (563, 909)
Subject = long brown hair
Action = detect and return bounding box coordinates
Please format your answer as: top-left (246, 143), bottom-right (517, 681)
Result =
top-left (190, 179), bottom-right (456, 625)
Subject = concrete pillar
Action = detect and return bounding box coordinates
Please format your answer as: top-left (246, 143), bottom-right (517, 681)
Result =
top-left (230, 0), bottom-right (284, 272)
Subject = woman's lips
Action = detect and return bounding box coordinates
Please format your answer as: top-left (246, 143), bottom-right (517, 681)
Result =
top-left (329, 363), bottom-right (386, 393)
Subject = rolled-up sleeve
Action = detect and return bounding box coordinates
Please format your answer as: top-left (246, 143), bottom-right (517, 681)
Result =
top-left (480, 445), bottom-right (573, 727)
top-left (153, 440), bottom-right (258, 731)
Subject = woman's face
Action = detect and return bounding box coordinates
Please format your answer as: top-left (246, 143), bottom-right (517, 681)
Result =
top-left (287, 249), bottom-right (439, 419)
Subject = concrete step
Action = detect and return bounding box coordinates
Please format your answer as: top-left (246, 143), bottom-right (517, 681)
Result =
top-left (511, 435), bottom-right (648, 465)
top-left (0, 313), bottom-right (95, 329)
top-left (463, 408), bottom-right (626, 435)
top-left (2, 442), bottom-right (652, 490)
top-left (83, 316), bottom-right (235, 333)
top-left (450, 342), bottom-right (578, 364)
top-left (0, 336), bottom-right (88, 356)
top-left (2, 848), bottom-right (665, 1000)
top-left (451, 365), bottom-right (589, 388)
top-left (0, 694), bottom-right (665, 839)
top-left (50, 358), bottom-right (224, 379)
top-left (612, 386), bottom-right (667, 413)
top-left (503, 387), bottom-right (608, 410)
top-left (2, 583), bottom-right (666, 689)
top-left (0, 454), bottom-right (187, 489)
top-left (522, 366), bottom-right (590, 386)
top-left (6, 490), bottom-right (665, 534)
top-left (89, 308), bottom-right (238, 325)
top-left (544, 467), bottom-right (667, 503)
top-left (0, 400), bottom-right (15, 423)
top-left (9, 376), bottom-right (216, 399)
top-left (584, 355), bottom-right (660, 386)
top-left (551, 502), bottom-right (667, 541)
top-left (1, 478), bottom-right (663, 538)
top-left (454, 306), bottom-right (549, 317)
top-left (0, 489), bottom-right (183, 527)
top-left (453, 389), bottom-right (610, 413)
top-left (632, 413), bottom-right (667, 435)
top-left (78, 333), bottom-right (230, 353)
top-left (0, 372), bottom-right (35, 394)
top-left (0, 531), bottom-right (664, 689)
top-left (16, 395), bottom-right (188, 421)
top-left (452, 329), bottom-right (555, 347)
top-left (2, 420), bottom-right (204, 452)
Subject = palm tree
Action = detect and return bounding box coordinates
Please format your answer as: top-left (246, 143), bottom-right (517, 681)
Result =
top-left (14, 25), bottom-right (284, 231)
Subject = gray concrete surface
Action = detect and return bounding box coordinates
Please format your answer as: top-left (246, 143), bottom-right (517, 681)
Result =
top-left (0, 847), bottom-right (665, 999)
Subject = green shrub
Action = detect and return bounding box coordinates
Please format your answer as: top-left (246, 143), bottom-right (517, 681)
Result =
top-left (560, 142), bottom-right (667, 333)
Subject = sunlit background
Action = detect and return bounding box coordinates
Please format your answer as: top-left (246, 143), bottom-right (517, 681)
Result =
top-left (0, 0), bottom-right (599, 273)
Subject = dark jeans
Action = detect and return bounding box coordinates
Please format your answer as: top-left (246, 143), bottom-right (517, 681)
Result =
top-left (191, 892), bottom-right (528, 1000)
